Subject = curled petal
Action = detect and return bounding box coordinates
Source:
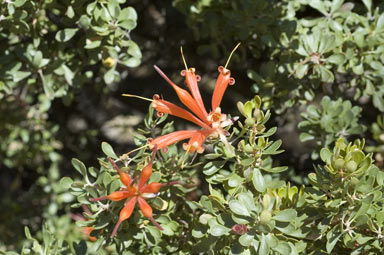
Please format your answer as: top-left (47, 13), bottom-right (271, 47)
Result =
top-left (182, 129), bottom-right (210, 153)
top-left (140, 182), bottom-right (162, 194)
top-left (90, 190), bottom-right (131, 202)
top-left (184, 68), bottom-right (208, 119)
top-left (211, 66), bottom-right (232, 111)
top-left (154, 65), bottom-right (208, 124)
top-left (138, 148), bottom-right (157, 189)
top-left (138, 197), bottom-right (164, 231)
top-left (138, 196), bottom-right (153, 218)
top-left (108, 157), bottom-right (132, 187)
top-left (153, 99), bottom-right (210, 129)
top-left (149, 130), bottom-right (200, 150)
top-left (108, 191), bottom-right (131, 201)
top-left (111, 197), bottom-right (137, 238)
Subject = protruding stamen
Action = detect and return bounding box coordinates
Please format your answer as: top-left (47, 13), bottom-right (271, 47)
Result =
top-left (122, 94), bottom-right (154, 102)
top-left (126, 144), bottom-right (150, 155)
top-left (180, 46), bottom-right (188, 71)
top-left (224, 42), bottom-right (241, 69)
top-left (181, 143), bottom-right (192, 168)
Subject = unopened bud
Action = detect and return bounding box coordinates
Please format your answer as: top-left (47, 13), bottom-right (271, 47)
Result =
top-left (260, 210), bottom-right (272, 225)
top-left (232, 224), bottom-right (247, 235)
top-left (103, 57), bottom-right (115, 68)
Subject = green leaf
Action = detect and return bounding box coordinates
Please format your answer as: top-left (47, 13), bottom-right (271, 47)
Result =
top-left (274, 242), bottom-right (292, 254)
top-left (262, 166), bottom-right (288, 173)
top-left (299, 133), bottom-right (315, 142)
top-left (320, 148), bottom-right (332, 164)
top-left (55, 28), bottom-right (78, 42)
top-left (244, 101), bottom-right (253, 118)
top-left (62, 64), bottom-right (74, 86)
top-left (317, 65), bottom-right (334, 83)
top-left (229, 200), bottom-right (250, 217)
top-left (101, 142), bottom-right (118, 159)
top-left (331, 0), bottom-right (344, 13)
top-left (40, 72), bottom-right (54, 99)
top-left (377, 13), bottom-right (384, 31)
top-left (326, 227), bottom-right (342, 253)
top-left (295, 64), bottom-right (309, 79)
top-left (84, 40), bottom-right (101, 49)
top-left (361, 0), bottom-right (372, 12)
top-left (239, 234), bottom-right (254, 247)
top-left (59, 177), bottom-right (73, 190)
top-left (259, 234), bottom-right (270, 255)
top-left (318, 35), bottom-right (335, 53)
top-left (210, 224), bottom-right (231, 236)
top-left (263, 140), bottom-right (283, 155)
top-left (120, 57), bottom-right (141, 68)
top-left (66, 6), bottom-right (75, 18)
top-left (327, 54), bottom-right (345, 64)
top-left (273, 209), bottom-right (297, 222)
top-left (25, 226), bottom-right (32, 239)
top-left (373, 93), bottom-right (384, 112)
top-left (72, 158), bottom-right (87, 177)
top-left (14, 0), bottom-right (27, 7)
top-left (104, 67), bottom-right (115, 84)
top-left (252, 168), bottom-right (266, 192)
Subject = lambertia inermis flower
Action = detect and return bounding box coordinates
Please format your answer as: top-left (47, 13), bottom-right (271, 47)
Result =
top-left (90, 147), bottom-right (176, 238)
top-left (125, 43), bottom-right (240, 154)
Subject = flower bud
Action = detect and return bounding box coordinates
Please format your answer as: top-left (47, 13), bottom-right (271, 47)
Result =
top-left (103, 57), bottom-right (115, 68)
top-left (232, 224), bottom-right (247, 235)
top-left (259, 210), bottom-right (272, 225)
top-left (244, 144), bottom-right (254, 154)
top-left (245, 118), bottom-right (255, 127)
top-left (346, 161), bottom-right (357, 172)
top-left (332, 158), bottom-right (345, 170)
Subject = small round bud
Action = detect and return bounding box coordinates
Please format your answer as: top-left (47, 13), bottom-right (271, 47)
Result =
top-left (102, 57), bottom-right (115, 68)
top-left (332, 158), bottom-right (345, 170)
top-left (253, 109), bottom-right (261, 119)
top-left (245, 118), bottom-right (255, 127)
top-left (260, 210), bottom-right (272, 225)
top-left (232, 224), bottom-right (247, 235)
top-left (346, 161), bottom-right (357, 172)
top-left (262, 194), bottom-right (271, 209)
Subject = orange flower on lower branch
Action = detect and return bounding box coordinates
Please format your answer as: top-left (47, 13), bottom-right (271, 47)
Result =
top-left (90, 148), bottom-right (177, 238)
top-left (125, 43), bottom-right (240, 154)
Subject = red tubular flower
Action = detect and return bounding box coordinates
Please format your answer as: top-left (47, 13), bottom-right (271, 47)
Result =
top-left (147, 44), bottom-right (240, 154)
top-left (90, 149), bottom-right (176, 238)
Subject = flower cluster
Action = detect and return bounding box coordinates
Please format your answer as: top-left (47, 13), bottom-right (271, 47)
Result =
top-left (126, 44), bottom-right (240, 154)
top-left (89, 45), bottom-right (239, 238)
top-left (90, 148), bottom-right (176, 237)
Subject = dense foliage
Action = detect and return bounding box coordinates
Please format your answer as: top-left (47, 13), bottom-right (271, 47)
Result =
top-left (1, 0), bottom-right (384, 254)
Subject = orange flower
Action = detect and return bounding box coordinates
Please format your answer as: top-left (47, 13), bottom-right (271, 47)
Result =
top-left (90, 148), bottom-right (176, 238)
top-left (127, 44), bottom-right (240, 154)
